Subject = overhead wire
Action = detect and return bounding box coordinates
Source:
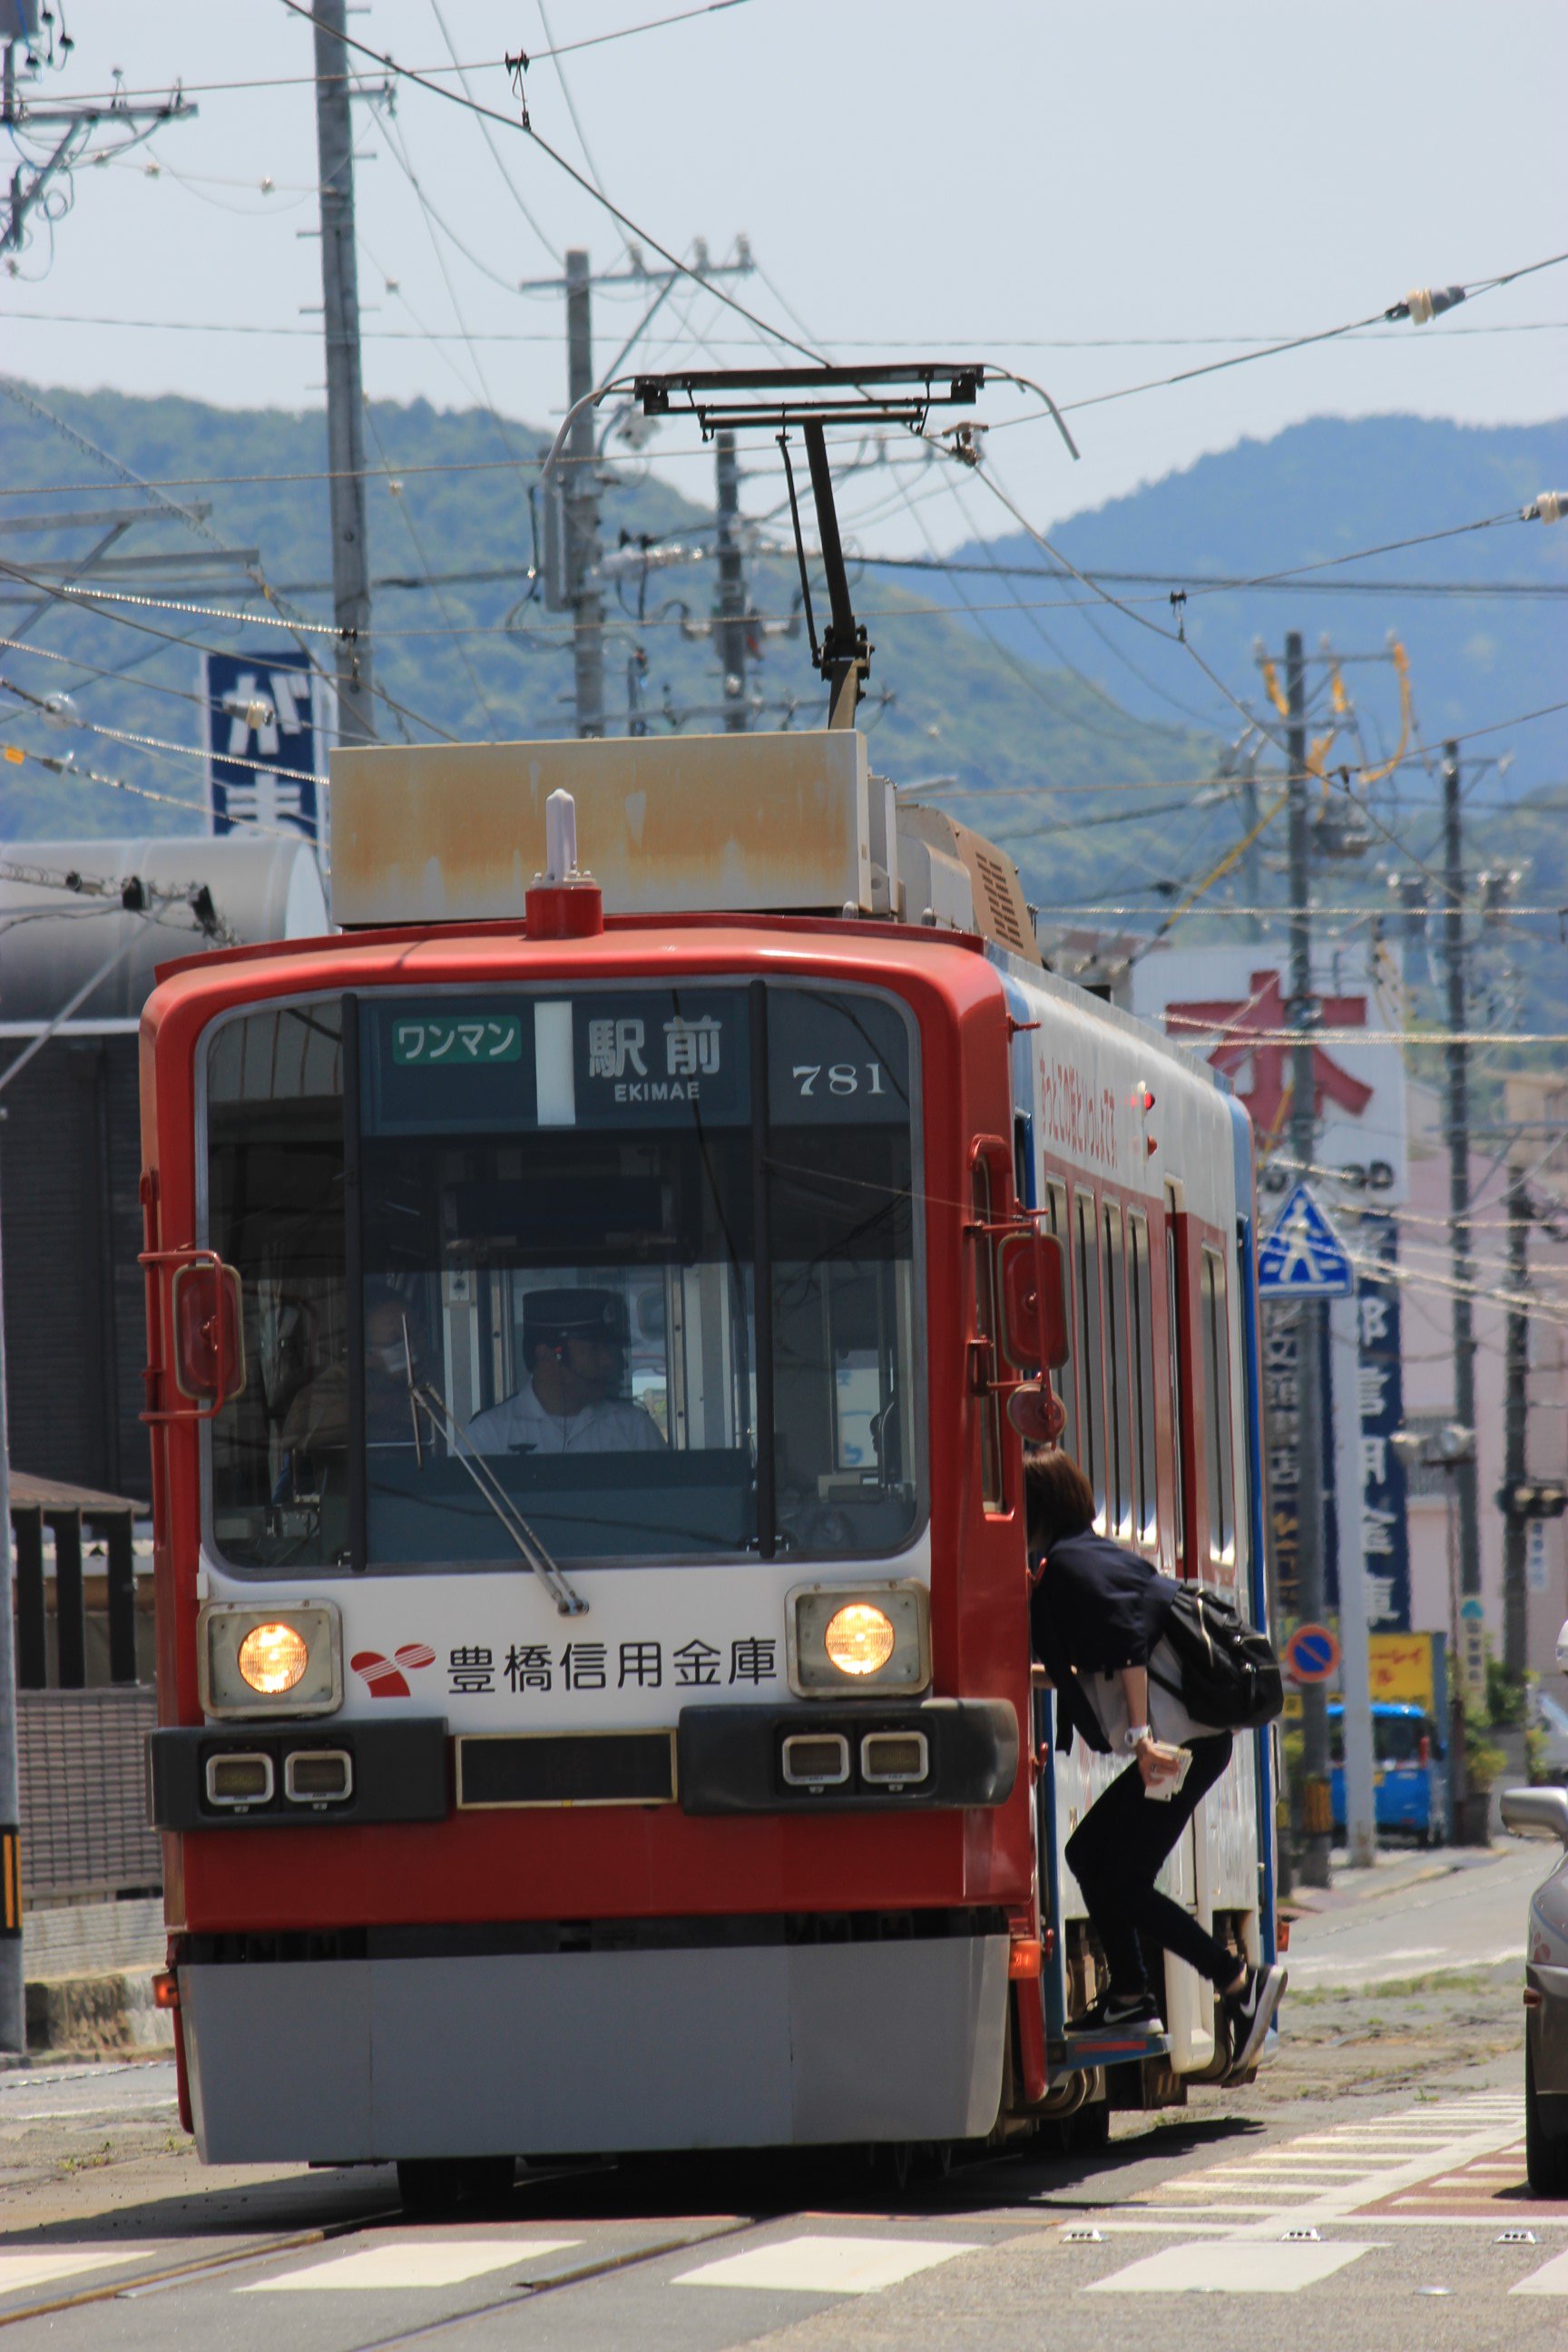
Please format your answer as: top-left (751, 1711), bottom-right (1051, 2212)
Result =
top-left (425, 0), bottom-right (562, 265)
top-left (274, 0), bottom-right (826, 364)
top-left (1029, 249), bottom-right (1568, 420)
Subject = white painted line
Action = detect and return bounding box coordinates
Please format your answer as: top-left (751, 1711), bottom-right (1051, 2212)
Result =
top-left (674, 2235), bottom-right (981, 2296)
top-left (0, 2250), bottom-right (142, 2297)
top-left (1087, 2241), bottom-right (1375, 2295)
top-left (0, 2102), bottom-right (178, 2122)
top-left (1513, 2247), bottom-right (1568, 2294)
top-left (244, 2239), bottom-right (580, 2291)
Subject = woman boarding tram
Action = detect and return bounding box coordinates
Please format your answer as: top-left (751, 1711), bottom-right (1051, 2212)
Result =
top-left (1027, 1448), bottom-right (1285, 2067)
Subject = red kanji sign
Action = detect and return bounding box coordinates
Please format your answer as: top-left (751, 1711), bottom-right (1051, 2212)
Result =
top-left (1162, 969), bottom-right (1373, 1137)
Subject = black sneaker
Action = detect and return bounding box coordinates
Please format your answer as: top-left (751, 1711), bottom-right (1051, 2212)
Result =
top-left (1078, 1986), bottom-right (1164, 2032)
top-left (1224, 1962), bottom-right (1287, 2074)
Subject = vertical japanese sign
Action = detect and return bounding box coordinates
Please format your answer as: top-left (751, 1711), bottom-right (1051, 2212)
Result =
top-left (1262, 1313), bottom-right (1301, 1619)
top-left (1324, 1210), bottom-right (1412, 1631)
top-left (204, 647), bottom-right (321, 845)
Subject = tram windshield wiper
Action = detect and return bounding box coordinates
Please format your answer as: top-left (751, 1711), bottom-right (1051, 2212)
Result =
top-left (399, 1327), bottom-right (588, 1617)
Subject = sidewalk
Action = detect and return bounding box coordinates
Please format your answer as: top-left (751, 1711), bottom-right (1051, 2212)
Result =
top-left (1280, 1840), bottom-right (1505, 1918)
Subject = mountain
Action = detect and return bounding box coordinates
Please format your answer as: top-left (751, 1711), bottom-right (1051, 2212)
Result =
top-left (929, 413), bottom-right (1568, 798)
top-left (0, 382), bottom-right (1212, 921)
top-left (3, 388), bottom-right (1562, 1050)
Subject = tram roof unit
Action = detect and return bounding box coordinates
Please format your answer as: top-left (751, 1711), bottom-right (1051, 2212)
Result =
top-left (326, 725), bottom-right (1042, 965)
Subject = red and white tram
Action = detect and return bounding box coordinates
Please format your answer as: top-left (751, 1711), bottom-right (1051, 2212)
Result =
top-left (141, 725), bottom-right (1276, 2191)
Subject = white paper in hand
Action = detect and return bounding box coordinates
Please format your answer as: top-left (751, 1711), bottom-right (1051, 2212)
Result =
top-left (1145, 1746), bottom-right (1193, 1803)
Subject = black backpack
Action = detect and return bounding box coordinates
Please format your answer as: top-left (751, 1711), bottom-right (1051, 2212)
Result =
top-left (1148, 1582), bottom-right (1284, 1733)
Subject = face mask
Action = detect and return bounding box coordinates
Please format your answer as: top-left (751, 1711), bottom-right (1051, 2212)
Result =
top-left (370, 1340), bottom-right (407, 1375)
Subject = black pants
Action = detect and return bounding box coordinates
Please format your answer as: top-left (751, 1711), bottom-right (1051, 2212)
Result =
top-left (1063, 1733), bottom-right (1238, 1997)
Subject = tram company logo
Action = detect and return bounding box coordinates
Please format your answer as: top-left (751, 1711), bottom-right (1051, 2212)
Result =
top-left (1040, 1056), bottom-right (1119, 1172)
top-left (350, 1642), bottom-right (436, 1699)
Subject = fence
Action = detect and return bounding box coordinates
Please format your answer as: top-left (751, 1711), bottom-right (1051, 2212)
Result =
top-left (16, 1688), bottom-right (162, 1904)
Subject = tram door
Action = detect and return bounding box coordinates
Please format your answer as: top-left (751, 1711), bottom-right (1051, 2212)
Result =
top-left (1162, 1185), bottom-right (1220, 2073)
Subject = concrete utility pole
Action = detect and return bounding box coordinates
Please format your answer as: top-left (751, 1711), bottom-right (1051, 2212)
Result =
top-left (311, 0), bottom-right (376, 746)
top-left (1440, 742), bottom-right (1482, 1618)
top-left (1503, 1162), bottom-right (1530, 1681)
top-left (1284, 629), bottom-right (1331, 1886)
top-left (712, 431), bottom-right (749, 732)
top-left (2, 20), bottom-right (194, 258)
top-left (564, 250), bottom-right (606, 740)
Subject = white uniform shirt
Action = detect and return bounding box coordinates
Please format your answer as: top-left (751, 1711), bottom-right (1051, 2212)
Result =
top-left (1076, 1635), bottom-right (1220, 1752)
top-left (466, 1377), bottom-right (665, 1456)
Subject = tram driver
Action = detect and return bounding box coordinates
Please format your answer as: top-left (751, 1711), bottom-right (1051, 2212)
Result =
top-left (467, 1287), bottom-right (666, 1456)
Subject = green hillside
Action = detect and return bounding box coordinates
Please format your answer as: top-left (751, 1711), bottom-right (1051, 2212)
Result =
top-left (0, 383), bottom-right (1219, 916)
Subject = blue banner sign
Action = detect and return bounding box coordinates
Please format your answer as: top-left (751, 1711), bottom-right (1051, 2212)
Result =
top-left (204, 647), bottom-right (320, 844)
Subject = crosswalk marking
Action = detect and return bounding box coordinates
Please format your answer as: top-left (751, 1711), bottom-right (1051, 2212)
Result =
top-left (0, 2250), bottom-right (143, 2298)
top-left (1514, 2247), bottom-right (1568, 2294)
top-left (1086, 2241), bottom-right (1374, 2294)
top-left (1132, 2094), bottom-right (1527, 2229)
top-left (244, 2239), bottom-right (580, 2291)
top-left (674, 2236), bottom-right (981, 2296)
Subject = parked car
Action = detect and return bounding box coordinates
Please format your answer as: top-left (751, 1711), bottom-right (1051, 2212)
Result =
top-left (1499, 1782), bottom-right (1568, 2194)
top-left (1530, 1685), bottom-right (1568, 1782)
top-left (1328, 1700), bottom-right (1446, 1844)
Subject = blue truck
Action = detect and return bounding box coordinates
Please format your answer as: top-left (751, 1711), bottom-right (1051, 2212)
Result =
top-left (1329, 1700), bottom-right (1446, 1845)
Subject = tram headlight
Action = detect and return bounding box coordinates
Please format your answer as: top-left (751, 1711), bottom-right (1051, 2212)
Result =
top-left (787, 1582), bottom-right (930, 1697)
top-left (824, 1603), bottom-right (896, 1677)
top-left (237, 1622), bottom-right (309, 1694)
top-left (198, 1602), bottom-right (342, 1720)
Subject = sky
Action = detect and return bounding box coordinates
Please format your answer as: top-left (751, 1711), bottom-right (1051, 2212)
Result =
top-left (2, 0), bottom-right (1565, 556)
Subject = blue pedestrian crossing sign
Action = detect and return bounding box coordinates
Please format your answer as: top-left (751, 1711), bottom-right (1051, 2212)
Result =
top-left (1257, 1182), bottom-right (1354, 1297)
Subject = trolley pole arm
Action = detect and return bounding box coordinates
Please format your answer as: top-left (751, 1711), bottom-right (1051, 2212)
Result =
top-left (801, 419), bottom-right (868, 730)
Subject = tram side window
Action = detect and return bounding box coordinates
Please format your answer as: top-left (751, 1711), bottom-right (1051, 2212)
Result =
top-left (972, 1159), bottom-right (1004, 1512)
top-left (205, 1002), bottom-right (347, 1569)
top-left (1127, 1211), bottom-right (1158, 1547)
top-left (1102, 1201), bottom-right (1132, 1541)
top-left (1200, 1245), bottom-right (1236, 1565)
top-left (1072, 1191), bottom-right (1105, 1521)
top-left (1044, 1180), bottom-right (1075, 1457)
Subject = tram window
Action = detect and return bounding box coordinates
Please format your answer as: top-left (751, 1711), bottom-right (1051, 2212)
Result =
top-left (203, 984), bottom-right (923, 1573)
top-left (1127, 1212), bottom-right (1158, 1547)
top-left (1200, 1245), bottom-right (1236, 1565)
top-left (205, 1002), bottom-right (347, 1569)
top-left (1044, 1180), bottom-right (1074, 1456)
top-left (1102, 1202), bottom-right (1132, 1540)
top-left (1072, 1191), bottom-right (1105, 1520)
top-left (971, 1159), bottom-right (1004, 1513)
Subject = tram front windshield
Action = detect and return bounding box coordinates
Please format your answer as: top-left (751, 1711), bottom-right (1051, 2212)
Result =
top-left (205, 983), bottom-right (922, 1569)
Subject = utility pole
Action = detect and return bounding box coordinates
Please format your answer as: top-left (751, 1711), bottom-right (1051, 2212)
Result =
top-left (563, 250), bottom-right (606, 740)
top-left (526, 242), bottom-right (754, 737)
top-left (712, 431), bottom-right (749, 732)
top-left (311, 0), bottom-right (376, 746)
top-left (1284, 627), bottom-right (1331, 1887)
top-left (2, 21), bottom-right (194, 259)
top-left (1502, 1161), bottom-right (1530, 1682)
top-left (1440, 742), bottom-right (1482, 1622)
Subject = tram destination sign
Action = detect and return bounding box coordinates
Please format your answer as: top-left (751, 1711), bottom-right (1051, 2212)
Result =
top-left (362, 987), bottom-right (911, 1138)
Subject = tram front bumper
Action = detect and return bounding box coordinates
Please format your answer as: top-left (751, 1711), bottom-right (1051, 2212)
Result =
top-left (178, 1926), bottom-right (1009, 2162)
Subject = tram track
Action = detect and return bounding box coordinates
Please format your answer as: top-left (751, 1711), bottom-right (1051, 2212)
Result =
top-left (0, 2173), bottom-right (788, 2341)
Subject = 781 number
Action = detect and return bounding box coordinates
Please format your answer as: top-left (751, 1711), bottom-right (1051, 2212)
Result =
top-left (790, 1062), bottom-right (886, 1099)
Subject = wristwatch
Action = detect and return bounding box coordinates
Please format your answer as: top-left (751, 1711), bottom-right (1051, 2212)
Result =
top-left (1122, 1724), bottom-right (1152, 1752)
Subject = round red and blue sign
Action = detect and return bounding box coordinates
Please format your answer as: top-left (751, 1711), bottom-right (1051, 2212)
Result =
top-left (1285, 1622), bottom-right (1340, 1685)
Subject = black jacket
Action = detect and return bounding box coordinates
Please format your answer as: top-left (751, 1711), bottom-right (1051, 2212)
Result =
top-left (1029, 1526), bottom-right (1178, 1756)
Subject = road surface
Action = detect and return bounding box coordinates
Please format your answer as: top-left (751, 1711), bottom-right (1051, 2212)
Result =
top-left (0, 1839), bottom-right (1555, 2350)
